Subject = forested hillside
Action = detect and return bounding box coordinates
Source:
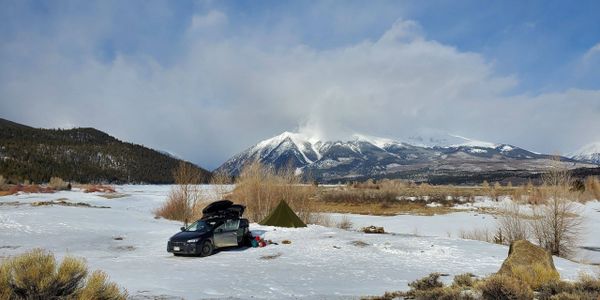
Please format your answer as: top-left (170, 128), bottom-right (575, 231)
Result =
top-left (0, 118), bottom-right (210, 183)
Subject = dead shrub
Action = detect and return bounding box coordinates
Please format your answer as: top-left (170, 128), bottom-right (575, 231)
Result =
top-left (459, 228), bottom-right (494, 243)
top-left (336, 215), bottom-right (353, 230)
top-left (408, 273), bottom-right (444, 291)
top-left (573, 273), bottom-right (600, 295)
top-left (582, 176), bottom-right (600, 202)
top-left (453, 273), bottom-right (477, 288)
top-left (476, 274), bottom-right (533, 300)
top-left (78, 270), bottom-right (126, 299)
top-left (309, 213), bottom-right (333, 227)
top-left (537, 274), bottom-right (600, 300)
top-left (230, 161), bottom-right (316, 223)
top-left (210, 169), bottom-right (233, 201)
top-left (411, 287), bottom-right (463, 300)
top-left (48, 177), bottom-right (70, 191)
top-left (537, 280), bottom-right (574, 300)
top-left (155, 162), bottom-right (207, 224)
top-left (0, 249), bottom-right (126, 299)
top-left (496, 203), bottom-right (530, 245)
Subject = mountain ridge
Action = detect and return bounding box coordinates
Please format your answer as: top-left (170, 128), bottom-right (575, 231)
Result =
top-left (0, 118), bottom-right (210, 184)
top-left (216, 131), bottom-right (597, 183)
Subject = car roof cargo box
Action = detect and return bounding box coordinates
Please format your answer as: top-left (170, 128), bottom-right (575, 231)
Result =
top-left (202, 200), bottom-right (233, 215)
top-left (201, 200), bottom-right (245, 220)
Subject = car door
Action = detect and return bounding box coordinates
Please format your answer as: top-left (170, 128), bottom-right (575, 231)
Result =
top-left (213, 219), bottom-right (239, 248)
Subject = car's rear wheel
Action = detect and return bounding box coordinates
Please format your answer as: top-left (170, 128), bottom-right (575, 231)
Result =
top-left (199, 240), bottom-right (214, 257)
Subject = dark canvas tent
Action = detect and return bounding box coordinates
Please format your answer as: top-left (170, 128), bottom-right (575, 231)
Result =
top-left (259, 200), bottom-right (307, 228)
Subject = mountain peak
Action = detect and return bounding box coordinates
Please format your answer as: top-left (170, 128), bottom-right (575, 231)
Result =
top-left (570, 142), bottom-right (600, 164)
top-left (217, 131), bottom-right (596, 182)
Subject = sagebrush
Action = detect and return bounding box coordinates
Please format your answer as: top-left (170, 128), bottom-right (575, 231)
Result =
top-left (0, 249), bottom-right (126, 299)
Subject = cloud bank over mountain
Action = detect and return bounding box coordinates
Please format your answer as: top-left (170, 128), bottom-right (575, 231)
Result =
top-left (1, 2), bottom-right (599, 168)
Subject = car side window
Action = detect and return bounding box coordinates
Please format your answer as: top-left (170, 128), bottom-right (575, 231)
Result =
top-left (224, 219), bottom-right (239, 231)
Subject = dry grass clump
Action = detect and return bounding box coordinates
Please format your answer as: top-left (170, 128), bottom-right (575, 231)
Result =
top-left (459, 228), bottom-right (496, 243)
top-left (496, 203), bottom-right (530, 245)
top-left (0, 249), bottom-right (126, 299)
top-left (452, 273), bottom-right (477, 288)
top-left (408, 273), bottom-right (444, 291)
top-left (537, 274), bottom-right (600, 300)
top-left (229, 161), bottom-right (316, 223)
top-left (476, 274), bottom-right (533, 300)
top-left (336, 215), bottom-right (353, 230)
top-left (406, 273), bottom-right (471, 300)
top-left (366, 271), bottom-right (600, 300)
top-left (209, 169), bottom-right (233, 200)
top-left (581, 176), bottom-right (600, 202)
top-left (155, 162), bottom-right (207, 224)
top-left (508, 263), bottom-right (560, 290)
top-left (48, 177), bottom-right (70, 191)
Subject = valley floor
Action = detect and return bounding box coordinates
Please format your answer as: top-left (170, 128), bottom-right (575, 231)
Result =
top-left (0, 185), bottom-right (597, 299)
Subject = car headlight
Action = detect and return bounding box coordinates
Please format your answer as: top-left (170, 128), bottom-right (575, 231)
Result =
top-left (187, 238), bottom-right (200, 243)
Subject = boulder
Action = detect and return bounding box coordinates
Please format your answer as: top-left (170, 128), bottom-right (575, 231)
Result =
top-left (497, 240), bottom-right (560, 288)
top-left (362, 226), bottom-right (385, 234)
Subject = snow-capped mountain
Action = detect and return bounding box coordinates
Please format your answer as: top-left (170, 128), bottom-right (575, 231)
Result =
top-left (569, 142), bottom-right (600, 165)
top-left (216, 132), bottom-right (595, 183)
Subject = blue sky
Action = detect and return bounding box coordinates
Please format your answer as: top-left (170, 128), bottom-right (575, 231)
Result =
top-left (1, 1), bottom-right (599, 168)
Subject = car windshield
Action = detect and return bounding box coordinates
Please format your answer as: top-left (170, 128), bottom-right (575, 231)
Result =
top-left (184, 220), bottom-right (212, 232)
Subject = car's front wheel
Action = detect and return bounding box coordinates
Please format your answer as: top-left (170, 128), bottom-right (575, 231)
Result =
top-left (199, 240), bottom-right (214, 257)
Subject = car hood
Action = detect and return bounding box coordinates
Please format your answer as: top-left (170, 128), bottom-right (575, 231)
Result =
top-left (170, 230), bottom-right (212, 242)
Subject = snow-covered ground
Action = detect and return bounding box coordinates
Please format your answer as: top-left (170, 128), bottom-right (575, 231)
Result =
top-left (0, 185), bottom-right (597, 299)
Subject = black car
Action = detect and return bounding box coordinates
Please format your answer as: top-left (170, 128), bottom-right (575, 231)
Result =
top-left (167, 200), bottom-right (251, 256)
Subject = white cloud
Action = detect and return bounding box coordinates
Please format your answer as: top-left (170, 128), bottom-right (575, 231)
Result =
top-left (1, 18), bottom-right (599, 168)
top-left (583, 42), bottom-right (600, 61)
top-left (190, 10), bottom-right (228, 31)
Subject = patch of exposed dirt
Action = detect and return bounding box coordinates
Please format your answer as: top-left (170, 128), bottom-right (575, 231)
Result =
top-left (99, 193), bottom-right (129, 199)
top-left (350, 240), bottom-right (370, 247)
top-left (31, 199), bottom-right (110, 208)
top-left (113, 245), bottom-right (136, 251)
top-left (260, 252), bottom-right (282, 260)
top-left (0, 245), bottom-right (20, 250)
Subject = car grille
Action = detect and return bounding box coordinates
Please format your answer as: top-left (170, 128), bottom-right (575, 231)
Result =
top-left (168, 241), bottom-right (196, 253)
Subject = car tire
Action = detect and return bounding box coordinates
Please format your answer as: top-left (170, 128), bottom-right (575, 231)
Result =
top-left (199, 240), bottom-right (214, 257)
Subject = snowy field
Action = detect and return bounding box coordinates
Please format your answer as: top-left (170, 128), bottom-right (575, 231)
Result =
top-left (0, 185), bottom-right (597, 299)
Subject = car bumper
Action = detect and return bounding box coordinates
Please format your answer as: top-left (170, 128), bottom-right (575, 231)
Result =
top-left (167, 241), bottom-right (200, 254)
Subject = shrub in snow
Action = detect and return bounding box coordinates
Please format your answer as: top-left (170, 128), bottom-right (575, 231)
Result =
top-left (336, 215), bottom-right (353, 230)
top-left (0, 249), bottom-right (126, 299)
top-left (476, 274), bottom-right (533, 300)
top-left (48, 176), bottom-right (70, 191)
top-left (408, 273), bottom-right (444, 291)
top-left (452, 273), bottom-right (477, 288)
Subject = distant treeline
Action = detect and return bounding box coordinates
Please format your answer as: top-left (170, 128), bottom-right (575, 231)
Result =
top-left (0, 118), bottom-right (210, 184)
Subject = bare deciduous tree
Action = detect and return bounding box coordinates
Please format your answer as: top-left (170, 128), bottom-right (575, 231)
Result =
top-left (530, 157), bottom-right (583, 258)
top-left (155, 162), bottom-right (207, 225)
